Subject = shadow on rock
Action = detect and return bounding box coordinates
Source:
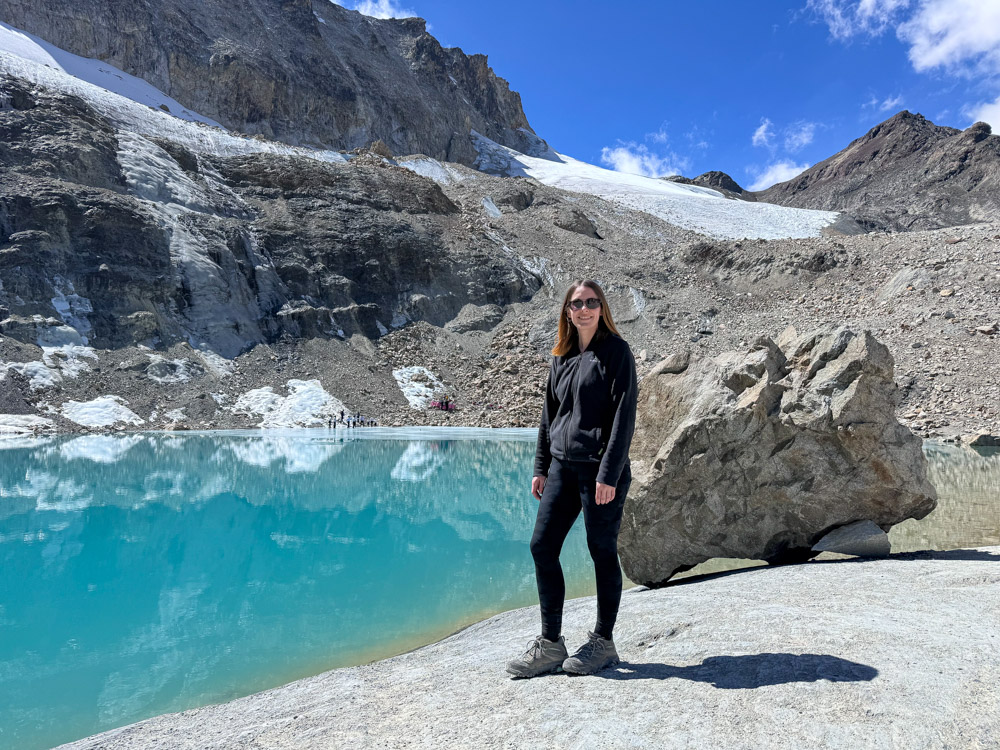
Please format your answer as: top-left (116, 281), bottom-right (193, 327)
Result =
top-left (601, 653), bottom-right (878, 688)
top-left (896, 549), bottom-right (1000, 562)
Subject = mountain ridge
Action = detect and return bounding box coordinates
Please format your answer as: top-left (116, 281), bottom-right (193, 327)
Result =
top-left (0, 0), bottom-right (544, 163)
top-left (756, 110), bottom-right (1000, 231)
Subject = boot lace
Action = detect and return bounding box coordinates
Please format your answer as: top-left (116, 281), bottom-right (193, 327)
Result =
top-left (522, 637), bottom-right (545, 661)
top-left (573, 635), bottom-right (603, 661)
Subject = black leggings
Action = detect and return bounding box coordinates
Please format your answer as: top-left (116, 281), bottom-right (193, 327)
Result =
top-left (530, 457), bottom-right (632, 641)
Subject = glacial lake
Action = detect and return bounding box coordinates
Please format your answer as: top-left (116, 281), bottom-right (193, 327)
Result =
top-left (0, 430), bottom-right (997, 749)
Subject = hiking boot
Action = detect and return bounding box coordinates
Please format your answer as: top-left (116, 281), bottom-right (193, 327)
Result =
top-left (562, 632), bottom-right (619, 675)
top-left (506, 635), bottom-right (568, 678)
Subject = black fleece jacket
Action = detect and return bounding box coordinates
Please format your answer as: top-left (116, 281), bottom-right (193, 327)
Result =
top-left (533, 332), bottom-right (638, 487)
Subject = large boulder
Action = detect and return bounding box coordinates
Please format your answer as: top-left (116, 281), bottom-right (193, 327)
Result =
top-left (619, 326), bottom-right (937, 587)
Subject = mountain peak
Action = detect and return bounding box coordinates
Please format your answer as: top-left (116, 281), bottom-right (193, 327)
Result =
top-left (0, 0), bottom-right (544, 163)
top-left (757, 110), bottom-right (1000, 231)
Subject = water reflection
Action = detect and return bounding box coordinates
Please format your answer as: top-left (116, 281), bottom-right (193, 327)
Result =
top-left (0, 429), bottom-right (578, 750)
top-left (0, 433), bottom-right (996, 749)
top-left (890, 444), bottom-right (1000, 551)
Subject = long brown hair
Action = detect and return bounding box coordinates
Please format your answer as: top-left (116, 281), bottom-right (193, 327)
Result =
top-left (552, 280), bottom-right (622, 356)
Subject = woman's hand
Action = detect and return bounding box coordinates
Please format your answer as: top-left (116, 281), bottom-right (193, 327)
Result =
top-left (595, 482), bottom-right (616, 505)
top-left (532, 475), bottom-right (546, 500)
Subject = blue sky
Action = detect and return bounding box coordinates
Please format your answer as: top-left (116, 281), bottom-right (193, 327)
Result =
top-left (343, 0), bottom-right (1000, 189)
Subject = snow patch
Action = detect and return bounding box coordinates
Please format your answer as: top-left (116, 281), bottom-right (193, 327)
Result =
top-left (0, 21), bottom-right (222, 126)
top-left (164, 408), bottom-right (187, 422)
top-left (398, 157), bottom-right (466, 186)
top-left (630, 287), bottom-right (647, 316)
top-left (194, 349), bottom-right (235, 378)
top-left (50, 275), bottom-right (93, 343)
top-left (42, 343), bottom-right (98, 380)
top-left (0, 26), bottom-right (349, 165)
top-left (392, 366), bottom-right (445, 409)
top-left (145, 354), bottom-right (198, 384)
top-left (482, 196), bottom-right (502, 218)
top-left (471, 131), bottom-right (838, 241)
top-left (232, 379), bottom-right (346, 428)
top-left (60, 396), bottom-right (145, 428)
top-left (2, 321), bottom-right (98, 389)
top-left (4, 360), bottom-right (60, 390)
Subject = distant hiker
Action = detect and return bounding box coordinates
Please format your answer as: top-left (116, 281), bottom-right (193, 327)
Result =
top-left (507, 279), bottom-right (637, 679)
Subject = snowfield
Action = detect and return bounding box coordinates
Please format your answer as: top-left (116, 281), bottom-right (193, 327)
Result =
top-left (471, 132), bottom-right (839, 241)
top-left (59, 396), bottom-right (145, 428)
top-left (393, 366), bottom-right (446, 410)
top-left (0, 22), bottom-right (349, 164)
top-left (1, 19), bottom-right (837, 247)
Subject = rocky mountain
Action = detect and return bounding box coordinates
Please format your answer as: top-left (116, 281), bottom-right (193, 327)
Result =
top-left (0, 13), bottom-right (997, 442)
top-left (0, 74), bottom-right (543, 360)
top-left (757, 112), bottom-right (1000, 231)
top-left (666, 171), bottom-right (752, 200)
top-left (0, 0), bottom-right (546, 162)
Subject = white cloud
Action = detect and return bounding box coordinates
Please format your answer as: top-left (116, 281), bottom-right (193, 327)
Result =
top-left (810, 0), bottom-right (1000, 76)
top-left (966, 95), bottom-right (1000, 129)
top-left (352, 0), bottom-right (417, 18)
top-left (747, 161), bottom-right (811, 191)
top-left (684, 125), bottom-right (711, 151)
top-left (646, 125), bottom-right (671, 144)
top-left (752, 118), bottom-right (775, 147)
top-left (899, 0), bottom-right (1000, 74)
top-left (807, 0), bottom-right (912, 41)
top-left (879, 94), bottom-right (905, 111)
top-left (784, 121), bottom-right (816, 151)
top-left (599, 143), bottom-right (689, 178)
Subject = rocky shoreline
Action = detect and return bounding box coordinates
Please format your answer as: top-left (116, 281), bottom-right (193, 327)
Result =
top-left (59, 547), bottom-right (1000, 750)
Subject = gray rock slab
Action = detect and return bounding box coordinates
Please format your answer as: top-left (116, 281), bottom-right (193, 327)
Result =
top-left (812, 520), bottom-right (891, 557)
top-left (60, 548), bottom-right (1000, 750)
top-left (620, 327), bottom-right (937, 586)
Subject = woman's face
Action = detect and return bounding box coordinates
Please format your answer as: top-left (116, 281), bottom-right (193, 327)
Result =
top-left (567, 285), bottom-right (602, 337)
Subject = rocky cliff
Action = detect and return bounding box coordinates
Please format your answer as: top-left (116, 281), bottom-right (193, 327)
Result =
top-left (0, 0), bottom-right (546, 162)
top-left (0, 75), bottom-right (541, 360)
top-left (757, 111), bottom-right (1000, 231)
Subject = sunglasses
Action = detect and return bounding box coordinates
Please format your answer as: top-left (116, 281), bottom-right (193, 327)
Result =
top-left (568, 297), bottom-right (602, 310)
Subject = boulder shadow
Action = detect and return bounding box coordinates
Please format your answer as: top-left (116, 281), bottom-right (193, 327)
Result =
top-left (599, 652), bottom-right (878, 688)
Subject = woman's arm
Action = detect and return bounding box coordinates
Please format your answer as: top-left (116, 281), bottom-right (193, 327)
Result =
top-left (596, 343), bottom-right (638, 488)
top-left (533, 360), bottom-right (558, 481)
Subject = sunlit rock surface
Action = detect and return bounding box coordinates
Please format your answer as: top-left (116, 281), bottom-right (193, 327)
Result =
top-left (59, 548), bottom-right (1000, 750)
top-left (620, 327), bottom-right (937, 587)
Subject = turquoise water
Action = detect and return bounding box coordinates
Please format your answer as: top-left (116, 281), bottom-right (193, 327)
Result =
top-left (0, 429), bottom-right (597, 750)
top-left (2, 433), bottom-right (997, 749)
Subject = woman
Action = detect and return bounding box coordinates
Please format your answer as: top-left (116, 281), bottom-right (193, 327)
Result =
top-left (507, 280), bottom-right (638, 678)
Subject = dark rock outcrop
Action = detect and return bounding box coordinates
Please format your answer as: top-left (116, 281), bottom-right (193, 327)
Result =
top-left (0, 76), bottom-right (540, 357)
top-left (0, 0), bottom-right (547, 164)
top-left (619, 326), bottom-right (937, 587)
top-left (666, 171), bottom-right (752, 201)
top-left (756, 111), bottom-right (1000, 230)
